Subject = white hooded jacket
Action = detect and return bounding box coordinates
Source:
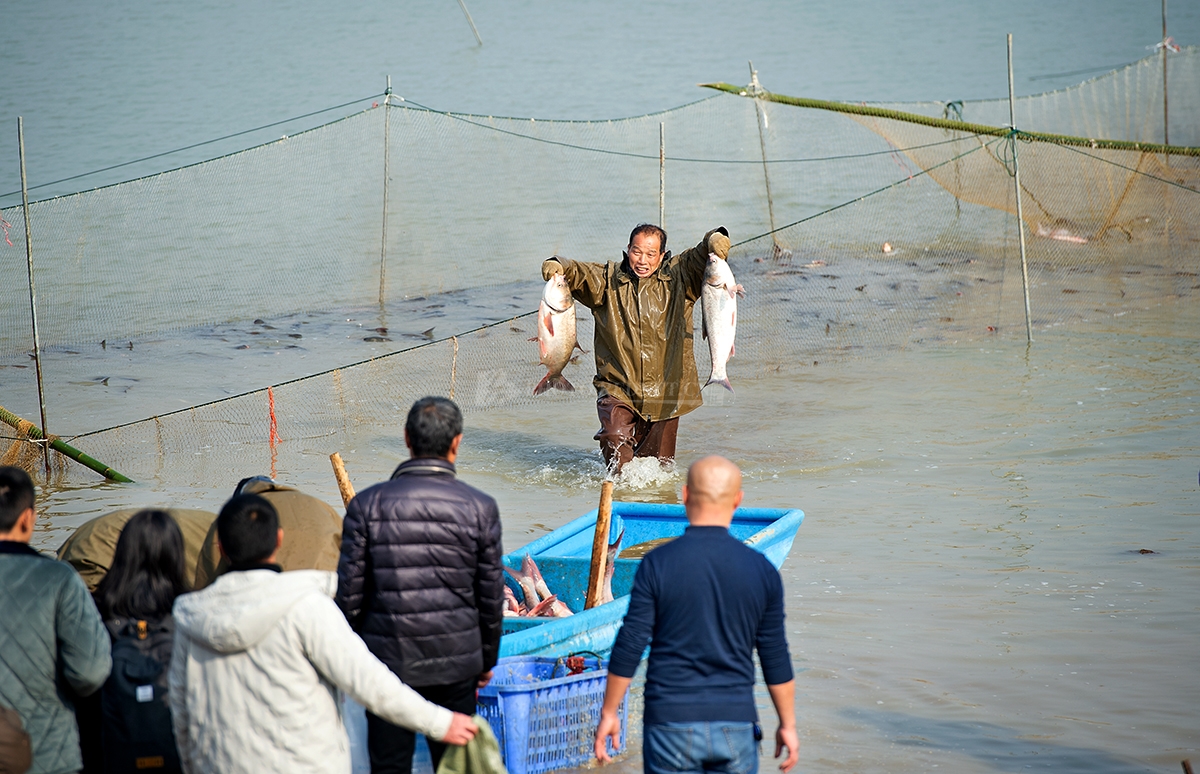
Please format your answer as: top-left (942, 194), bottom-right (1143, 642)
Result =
top-left (169, 569), bottom-right (452, 774)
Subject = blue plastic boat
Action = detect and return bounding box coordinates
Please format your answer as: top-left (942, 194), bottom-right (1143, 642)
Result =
top-left (498, 501), bottom-right (804, 659)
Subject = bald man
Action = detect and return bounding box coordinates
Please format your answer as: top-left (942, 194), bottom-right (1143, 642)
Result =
top-left (596, 457), bottom-right (799, 774)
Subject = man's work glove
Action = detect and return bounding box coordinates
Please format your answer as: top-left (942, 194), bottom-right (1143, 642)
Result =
top-left (541, 258), bottom-right (564, 281)
top-left (708, 231), bottom-right (731, 260)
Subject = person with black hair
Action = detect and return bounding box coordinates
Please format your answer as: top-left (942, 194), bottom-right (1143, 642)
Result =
top-left (541, 224), bottom-right (732, 472)
top-left (170, 493), bottom-right (477, 774)
top-left (336, 396), bottom-right (505, 774)
top-left (0, 466), bottom-right (111, 774)
top-left (79, 510), bottom-right (187, 774)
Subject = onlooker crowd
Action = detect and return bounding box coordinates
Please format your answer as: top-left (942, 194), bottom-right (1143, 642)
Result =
top-left (0, 398), bottom-right (798, 774)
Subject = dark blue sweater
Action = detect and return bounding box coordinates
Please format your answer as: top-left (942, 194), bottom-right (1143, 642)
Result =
top-left (608, 525), bottom-right (793, 723)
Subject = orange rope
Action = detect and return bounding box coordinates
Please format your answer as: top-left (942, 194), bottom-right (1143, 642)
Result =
top-left (267, 387), bottom-right (280, 479)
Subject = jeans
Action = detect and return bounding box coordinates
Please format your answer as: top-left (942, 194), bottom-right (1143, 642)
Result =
top-left (643, 722), bottom-right (758, 774)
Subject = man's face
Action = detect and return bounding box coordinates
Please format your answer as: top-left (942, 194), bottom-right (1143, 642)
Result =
top-left (626, 232), bottom-right (664, 278)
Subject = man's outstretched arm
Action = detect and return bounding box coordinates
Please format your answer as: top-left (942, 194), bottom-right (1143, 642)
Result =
top-left (767, 680), bottom-right (799, 772)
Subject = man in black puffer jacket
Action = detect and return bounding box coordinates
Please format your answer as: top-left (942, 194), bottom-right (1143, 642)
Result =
top-left (336, 396), bottom-right (504, 774)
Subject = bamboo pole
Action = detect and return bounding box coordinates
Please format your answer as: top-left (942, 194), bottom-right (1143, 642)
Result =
top-left (329, 452), bottom-right (356, 508)
top-left (378, 77), bottom-right (392, 309)
top-left (17, 117), bottom-right (50, 477)
top-left (1008, 34), bottom-right (1034, 344)
top-left (0, 405), bottom-right (133, 482)
top-left (585, 481), bottom-right (615, 609)
top-left (697, 83), bottom-right (1200, 156)
top-left (659, 122), bottom-right (666, 229)
top-left (748, 63), bottom-right (782, 256)
top-left (456, 0), bottom-right (483, 46)
top-left (1162, 0), bottom-right (1170, 148)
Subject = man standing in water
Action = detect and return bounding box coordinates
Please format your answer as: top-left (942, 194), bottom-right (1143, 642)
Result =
top-left (594, 456), bottom-right (799, 773)
top-left (541, 225), bottom-right (730, 473)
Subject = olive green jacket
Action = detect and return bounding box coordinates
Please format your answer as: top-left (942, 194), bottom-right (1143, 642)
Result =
top-left (548, 228), bottom-right (726, 422)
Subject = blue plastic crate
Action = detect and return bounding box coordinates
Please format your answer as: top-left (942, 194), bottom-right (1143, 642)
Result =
top-left (476, 656), bottom-right (628, 774)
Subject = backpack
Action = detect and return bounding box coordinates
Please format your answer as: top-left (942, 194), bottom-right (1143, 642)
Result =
top-left (99, 616), bottom-right (182, 774)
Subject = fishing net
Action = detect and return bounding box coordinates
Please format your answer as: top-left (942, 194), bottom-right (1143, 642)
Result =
top-left (1, 49), bottom-right (1196, 484)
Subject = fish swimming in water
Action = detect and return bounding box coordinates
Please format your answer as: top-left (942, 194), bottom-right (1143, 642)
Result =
top-left (533, 274), bottom-right (584, 395)
top-left (1035, 221), bottom-right (1089, 244)
top-left (701, 252), bottom-right (745, 392)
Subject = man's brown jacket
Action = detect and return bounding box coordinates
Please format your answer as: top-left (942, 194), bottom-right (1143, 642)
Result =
top-left (545, 227), bottom-right (727, 422)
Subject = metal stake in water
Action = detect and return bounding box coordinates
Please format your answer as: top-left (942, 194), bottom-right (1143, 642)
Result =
top-left (379, 76), bottom-right (392, 310)
top-left (1162, 0), bottom-right (1170, 148)
top-left (17, 117), bottom-right (52, 476)
top-left (1007, 34), bottom-right (1033, 345)
top-left (748, 62), bottom-right (781, 257)
top-left (456, 0), bottom-right (483, 46)
top-left (659, 122), bottom-right (665, 229)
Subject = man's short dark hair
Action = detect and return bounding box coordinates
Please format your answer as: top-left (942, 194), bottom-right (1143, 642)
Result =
top-left (406, 396), bottom-right (463, 458)
top-left (0, 466), bottom-right (35, 532)
top-left (628, 223), bottom-right (667, 254)
top-left (216, 494), bottom-right (279, 566)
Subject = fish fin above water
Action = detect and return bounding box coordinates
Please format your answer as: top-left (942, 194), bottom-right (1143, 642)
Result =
top-left (704, 376), bottom-right (734, 393)
top-left (575, 340), bottom-right (588, 353)
top-left (543, 309), bottom-right (554, 336)
top-left (734, 283), bottom-right (746, 298)
top-left (730, 341), bottom-right (735, 358)
top-left (533, 372), bottom-right (574, 396)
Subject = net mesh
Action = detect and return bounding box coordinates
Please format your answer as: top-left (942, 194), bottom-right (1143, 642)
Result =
top-left (2, 50), bottom-right (1197, 484)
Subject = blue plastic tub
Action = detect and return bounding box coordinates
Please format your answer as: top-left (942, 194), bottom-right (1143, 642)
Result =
top-left (476, 656), bottom-right (627, 774)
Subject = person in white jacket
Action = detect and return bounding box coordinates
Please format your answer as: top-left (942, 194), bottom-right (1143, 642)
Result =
top-left (169, 493), bottom-right (477, 774)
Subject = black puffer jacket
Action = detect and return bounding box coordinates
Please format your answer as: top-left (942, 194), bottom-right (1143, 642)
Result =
top-left (335, 458), bottom-right (504, 687)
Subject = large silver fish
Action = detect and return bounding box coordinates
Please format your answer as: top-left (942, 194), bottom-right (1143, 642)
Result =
top-left (599, 528), bottom-right (624, 605)
top-left (533, 274), bottom-right (583, 395)
top-left (701, 252), bottom-right (744, 392)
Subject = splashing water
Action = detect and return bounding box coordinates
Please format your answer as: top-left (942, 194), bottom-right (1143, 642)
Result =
top-left (615, 457), bottom-right (681, 491)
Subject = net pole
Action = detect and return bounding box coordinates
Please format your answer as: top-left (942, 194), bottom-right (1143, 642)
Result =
top-left (17, 117), bottom-right (51, 477)
top-left (749, 62), bottom-right (780, 256)
top-left (1162, 0), bottom-right (1170, 148)
top-left (456, 0), bottom-right (483, 46)
top-left (379, 76), bottom-right (392, 309)
top-left (1007, 35), bottom-right (1034, 344)
top-left (659, 122), bottom-right (665, 229)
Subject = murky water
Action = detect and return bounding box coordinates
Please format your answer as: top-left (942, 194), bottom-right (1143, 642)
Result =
top-left (3, 1), bottom-right (1199, 770)
top-left (18, 294), bottom-right (1198, 772)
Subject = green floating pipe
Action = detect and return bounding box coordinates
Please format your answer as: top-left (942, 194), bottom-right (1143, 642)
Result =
top-left (0, 405), bottom-right (133, 483)
top-left (699, 82), bottom-right (1200, 157)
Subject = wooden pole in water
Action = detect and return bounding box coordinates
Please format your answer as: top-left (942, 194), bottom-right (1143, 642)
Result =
top-left (17, 117), bottom-right (51, 477)
top-left (378, 77), bottom-right (392, 309)
top-left (0, 405), bottom-right (133, 482)
top-left (659, 122), bottom-right (666, 229)
top-left (748, 63), bottom-right (782, 257)
top-left (1162, 0), bottom-right (1170, 148)
top-left (585, 480), bottom-right (614, 609)
top-left (1007, 35), bottom-right (1034, 344)
top-left (456, 0), bottom-right (483, 46)
top-left (330, 452), bottom-right (356, 508)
